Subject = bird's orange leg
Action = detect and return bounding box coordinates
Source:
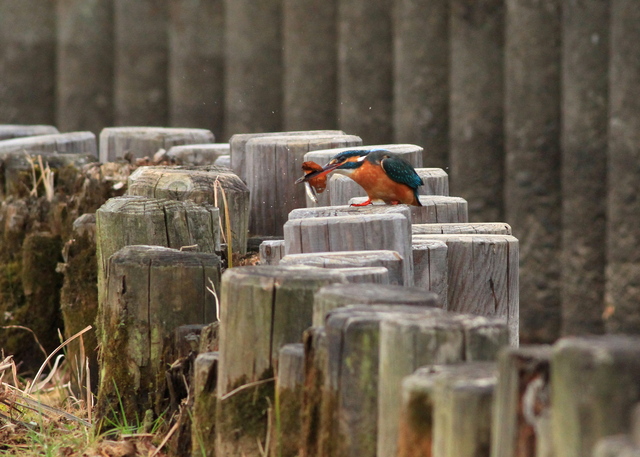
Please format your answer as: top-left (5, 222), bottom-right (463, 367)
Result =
top-left (350, 198), bottom-right (373, 207)
top-left (390, 200), bottom-right (400, 205)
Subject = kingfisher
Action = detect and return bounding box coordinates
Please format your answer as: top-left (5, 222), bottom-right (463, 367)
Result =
top-left (296, 149), bottom-right (423, 206)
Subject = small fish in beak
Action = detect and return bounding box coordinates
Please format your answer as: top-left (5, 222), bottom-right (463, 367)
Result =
top-left (295, 161), bottom-right (333, 204)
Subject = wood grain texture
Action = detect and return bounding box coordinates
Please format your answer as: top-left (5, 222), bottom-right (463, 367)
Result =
top-left (412, 240), bottom-right (448, 306)
top-left (289, 203), bottom-right (410, 221)
top-left (280, 250), bottom-right (402, 285)
top-left (413, 222), bottom-right (512, 235)
top-left (274, 343), bottom-right (305, 457)
top-left (284, 212), bottom-right (414, 285)
top-left (95, 245), bottom-right (220, 423)
top-left (166, 143), bottom-right (230, 166)
top-left (301, 327), bottom-right (329, 457)
top-left (491, 345), bottom-right (552, 457)
top-left (0, 125), bottom-right (58, 140)
top-left (99, 127), bottom-right (214, 162)
top-left (0, 131), bottom-right (96, 155)
top-left (245, 134), bottom-right (362, 236)
top-left (192, 351), bottom-right (218, 457)
top-left (229, 130), bottom-right (346, 183)
top-left (126, 165), bottom-right (249, 253)
top-left (259, 239), bottom-right (286, 265)
top-left (347, 196), bottom-right (468, 224)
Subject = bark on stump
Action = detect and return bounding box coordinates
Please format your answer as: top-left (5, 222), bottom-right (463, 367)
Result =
top-left (99, 127), bottom-right (215, 163)
top-left (166, 144), bottom-right (230, 166)
top-left (126, 165), bottom-right (249, 253)
top-left (284, 213), bottom-right (414, 285)
top-left (216, 266), bottom-right (349, 457)
top-left (245, 134), bottom-right (361, 236)
top-left (0, 125), bottom-right (59, 141)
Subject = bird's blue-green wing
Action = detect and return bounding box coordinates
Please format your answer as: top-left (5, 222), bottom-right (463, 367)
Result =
top-left (380, 156), bottom-right (424, 190)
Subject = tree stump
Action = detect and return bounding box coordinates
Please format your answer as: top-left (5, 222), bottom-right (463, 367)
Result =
top-left (412, 240), bottom-right (448, 306)
top-left (245, 134), bottom-right (362, 236)
top-left (0, 131), bottom-right (97, 155)
top-left (126, 165), bottom-right (249, 253)
top-left (348, 196), bottom-right (468, 225)
top-left (166, 144), bottom-right (230, 166)
top-left (259, 239), bottom-right (286, 265)
top-left (229, 130), bottom-right (346, 183)
top-left (95, 245), bottom-right (221, 424)
top-left (377, 313), bottom-right (508, 457)
top-left (411, 234), bottom-right (519, 345)
top-left (284, 213), bottom-right (414, 285)
top-left (313, 282), bottom-right (440, 327)
top-left (273, 343), bottom-right (305, 457)
top-left (0, 125), bottom-right (58, 140)
top-left (99, 127), bottom-right (215, 163)
top-left (192, 351), bottom-right (218, 457)
top-left (216, 266), bottom-right (349, 457)
top-left (552, 336), bottom-right (640, 457)
top-left (303, 144), bottom-right (423, 207)
top-left (301, 327), bottom-right (329, 457)
top-left (289, 203), bottom-right (410, 222)
top-left (280, 250), bottom-right (403, 285)
top-left (413, 222), bottom-right (512, 235)
top-left (491, 345), bottom-right (552, 457)
top-left (95, 195), bottom-right (221, 301)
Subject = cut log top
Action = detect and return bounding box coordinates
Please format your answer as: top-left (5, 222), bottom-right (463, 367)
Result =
top-left (316, 283), bottom-right (439, 307)
top-left (0, 131), bottom-right (97, 155)
top-left (166, 143), bottom-right (230, 166)
top-left (281, 249), bottom-right (402, 267)
top-left (230, 129), bottom-right (346, 152)
top-left (109, 244), bottom-right (221, 268)
top-left (222, 264), bottom-right (350, 283)
top-left (288, 204), bottom-right (410, 220)
top-left (413, 222), bottom-right (512, 235)
top-left (245, 133), bottom-right (362, 148)
top-left (303, 143), bottom-right (424, 168)
top-left (0, 124), bottom-right (59, 140)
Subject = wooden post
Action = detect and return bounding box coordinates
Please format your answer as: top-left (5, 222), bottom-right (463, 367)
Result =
top-left (491, 345), bottom-right (552, 457)
top-left (289, 203), bottom-right (410, 222)
top-left (126, 165), bottom-right (250, 253)
top-left (411, 234), bottom-right (519, 345)
top-left (398, 362), bottom-right (497, 457)
top-left (0, 0), bottom-right (55, 125)
top-left (224, 0), bottom-right (283, 135)
top-left (284, 213), bottom-right (414, 285)
top-left (214, 155), bottom-right (230, 168)
top-left (393, 0), bottom-right (448, 167)
top-left (259, 240), bottom-right (286, 265)
top-left (281, 250), bottom-right (403, 285)
top-left (505, 0), bottom-right (561, 343)
top-left (314, 282), bottom-right (440, 326)
top-left (169, 0), bottom-right (224, 137)
top-left (273, 343), bottom-right (305, 457)
top-left (593, 436), bottom-right (635, 457)
top-left (331, 267), bottom-right (389, 284)
top-left (413, 222), bottom-right (512, 235)
top-left (347, 196), bottom-right (468, 225)
top-left (303, 144), bottom-right (423, 207)
top-left (377, 313), bottom-right (508, 457)
top-left (56, 0), bottom-right (114, 134)
top-left (166, 144), bottom-right (230, 166)
top-left (216, 266), bottom-right (348, 457)
top-left (606, 0), bottom-right (640, 333)
top-left (561, 0), bottom-right (609, 336)
top-left (552, 336), bottom-right (640, 457)
top-left (301, 327), bottom-right (329, 457)
top-left (338, 0), bottom-right (393, 144)
top-left (412, 240), bottom-right (448, 306)
top-left (192, 351), bottom-right (218, 457)
top-left (114, 0), bottom-right (168, 126)
top-left (0, 131), bottom-right (97, 155)
top-left (99, 127), bottom-right (215, 163)
top-left (0, 125), bottom-right (58, 141)
top-left (245, 134), bottom-right (362, 236)
top-left (283, 0), bottom-right (337, 131)
top-left (450, 0), bottom-right (505, 222)
top-left (229, 130), bottom-right (346, 184)
top-left (95, 245), bottom-right (220, 423)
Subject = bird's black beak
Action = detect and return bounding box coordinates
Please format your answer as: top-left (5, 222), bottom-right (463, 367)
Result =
top-left (295, 161), bottom-right (341, 184)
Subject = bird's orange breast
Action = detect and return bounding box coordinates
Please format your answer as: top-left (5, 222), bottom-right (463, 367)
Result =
top-left (350, 161), bottom-right (418, 205)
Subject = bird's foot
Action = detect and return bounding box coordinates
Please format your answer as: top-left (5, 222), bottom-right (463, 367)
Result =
top-left (390, 200), bottom-right (400, 205)
top-left (350, 199), bottom-right (373, 207)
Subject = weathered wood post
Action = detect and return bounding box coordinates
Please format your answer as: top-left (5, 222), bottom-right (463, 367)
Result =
top-left (95, 245), bottom-right (221, 423)
top-left (56, 0), bottom-right (114, 134)
top-left (338, 0), bottom-right (393, 144)
top-left (114, 0), bottom-right (168, 126)
top-left (301, 327), bottom-right (328, 457)
top-left (561, 0), bottom-right (609, 336)
top-left (413, 222), bottom-right (512, 236)
top-left (450, 0), bottom-right (505, 222)
top-left (192, 351), bottom-right (218, 457)
top-left (225, 0), bottom-right (283, 135)
top-left (505, 0), bottom-right (561, 343)
top-left (126, 165), bottom-right (250, 253)
top-left (284, 212), bottom-right (414, 285)
top-left (412, 240), bottom-right (448, 305)
top-left (0, 125), bottom-right (58, 140)
top-left (491, 345), bottom-right (552, 457)
top-left (348, 196), bottom-right (468, 225)
top-left (216, 266), bottom-right (349, 456)
top-left (378, 313), bottom-right (508, 457)
top-left (606, 0), bottom-right (640, 333)
top-left (273, 343), bottom-right (305, 457)
top-left (259, 240), bottom-right (286, 265)
top-left (245, 134), bottom-right (361, 236)
top-left (99, 127), bottom-right (215, 163)
top-left (0, 1), bottom-right (55, 125)
top-left (283, 0), bottom-right (337, 131)
top-left (393, 0), bottom-right (448, 167)
top-left (166, 144), bottom-right (230, 166)
top-left (552, 336), bottom-right (640, 457)
top-left (169, 0), bottom-right (224, 136)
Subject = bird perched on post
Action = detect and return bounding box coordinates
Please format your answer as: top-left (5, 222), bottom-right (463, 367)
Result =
top-left (296, 149), bottom-right (423, 206)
